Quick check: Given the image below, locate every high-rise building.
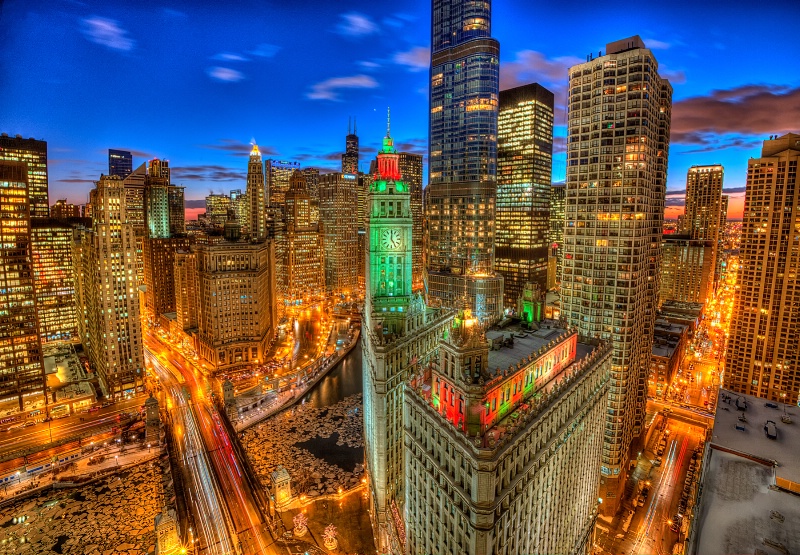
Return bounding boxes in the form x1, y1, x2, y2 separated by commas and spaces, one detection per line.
398, 153, 424, 291
205, 193, 231, 226
267, 159, 300, 208
282, 171, 325, 307
247, 144, 266, 242
0, 133, 49, 219
229, 189, 248, 234
143, 236, 193, 322
149, 158, 170, 181
682, 165, 724, 241
301, 167, 320, 224
727, 134, 800, 404
122, 163, 147, 285
108, 149, 133, 178
561, 36, 672, 512
319, 172, 359, 297
495, 83, 554, 308
660, 235, 715, 305
168, 185, 185, 236
342, 118, 359, 174
362, 129, 452, 552
73, 175, 144, 399
31, 217, 88, 343
405, 318, 612, 555
425, 0, 503, 323
191, 234, 277, 371
174, 249, 198, 333
0, 162, 45, 412
51, 199, 81, 219
549, 183, 566, 284
719, 194, 729, 228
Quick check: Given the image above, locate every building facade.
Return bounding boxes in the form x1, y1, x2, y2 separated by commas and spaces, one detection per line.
282, 171, 325, 308
404, 317, 612, 555
31, 218, 86, 343
0, 161, 45, 412
0, 133, 49, 219
51, 199, 81, 219
342, 119, 359, 174
363, 130, 452, 553
247, 144, 266, 242
496, 83, 554, 309
108, 149, 133, 178
267, 159, 300, 209
425, 0, 503, 323
205, 193, 231, 226
74, 175, 144, 399
727, 134, 800, 404
550, 183, 566, 285
660, 235, 715, 305
143, 236, 193, 322
192, 234, 277, 371
319, 172, 360, 297
561, 36, 672, 511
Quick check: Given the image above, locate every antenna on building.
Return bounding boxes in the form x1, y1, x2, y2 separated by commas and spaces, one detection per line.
387, 107, 391, 138
348, 116, 351, 135
354, 117, 357, 135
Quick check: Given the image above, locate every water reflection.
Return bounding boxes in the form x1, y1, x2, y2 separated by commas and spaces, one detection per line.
299, 339, 362, 409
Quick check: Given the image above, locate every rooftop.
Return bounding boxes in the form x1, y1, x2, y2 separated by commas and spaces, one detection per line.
711, 388, 800, 485
484, 323, 591, 378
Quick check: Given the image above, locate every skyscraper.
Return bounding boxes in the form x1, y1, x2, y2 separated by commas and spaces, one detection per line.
727, 133, 800, 404
74, 175, 144, 399
168, 185, 185, 236
398, 152, 424, 291
205, 193, 231, 226
51, 199, 81, 219
0, 133, 49, 219
342, 118, 359, 174
31, 217, 87, 343
108, 149, 133, 178
229, 189, 248, 234
549, 183, 566, 284
425, 0, 503, 323
682, 165, 724, 241
247, 144, 266, 242
143, 236, 193, 322
495, 83, 554, 308
0, 161, 45, 412
562, 36, 672, 512
282, 170, 324, 307
122, 163, 147, 285
362, 128, 452, 552
266, 159, 300, 208
319, 172, 360, 297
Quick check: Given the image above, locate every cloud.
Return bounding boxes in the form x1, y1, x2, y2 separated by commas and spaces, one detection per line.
184, 199, 206, 208
56, 178, 95, 183
199, 139, 277, 157
394, 138, 427, 156
249, 43, 280, 58
672, 84, 800, 138
336, 12, 377, 37
665, 197, 686, 207
81, 16, 135, 51
660, 68, 686, 84
553, 136, 567, 155
358, 60, 381, 70
643, 38, 671, 50
501, 50, 583, 89
307, 74, 378, 101
723, 186, 747, 194
212, 52, 249, 62
207, 67, 245, 82
171, 165, 246, 182
394, 47, 429, 72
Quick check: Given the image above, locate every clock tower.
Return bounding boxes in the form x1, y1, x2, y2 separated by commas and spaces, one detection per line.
365, 118, 413, 335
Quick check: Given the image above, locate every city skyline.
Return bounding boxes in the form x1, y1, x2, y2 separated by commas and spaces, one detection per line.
3, 0, 800, 220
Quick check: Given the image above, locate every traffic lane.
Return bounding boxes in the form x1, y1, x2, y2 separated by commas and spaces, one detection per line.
0, 398, 144, 453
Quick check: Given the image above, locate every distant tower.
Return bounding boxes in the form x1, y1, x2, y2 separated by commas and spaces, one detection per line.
342, 117, 359, 174
108, 149, 133, 178
247, 143, 266, 242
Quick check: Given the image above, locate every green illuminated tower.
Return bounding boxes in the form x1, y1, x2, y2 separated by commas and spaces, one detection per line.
364, 119, 413, 333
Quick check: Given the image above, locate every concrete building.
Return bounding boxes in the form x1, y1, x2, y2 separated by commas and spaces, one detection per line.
205, 193, 231, 226
342, 119, 359, 174
550, 183, 566, 285
363, 129, 452, 553
73, 174, 144, 399
173, 249, 198, 333
561, 35, 672, 512
404, 317, 612, 555
282, 171, 325, 308
495, 83, 554, 308
0, 133, 49, 219
229, 189, 248, 234
660, 235, 715, 305
108, 149, 132, 178
267, 159, 300, 209
398, 152, 424, 292
425, 0, 504, 323
319, 172, 359, 297
649, 319, 688, 399
688, 389, 800, 555
192, 233, 277, 371
50, 199, 81, 219
122, 163, 147, 285
143, 236, 193, 323
727, 134, 800, 404
0, 161, 46, 413
31, 217, 88, 343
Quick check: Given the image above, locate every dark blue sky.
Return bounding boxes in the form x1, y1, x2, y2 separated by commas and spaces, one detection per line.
2, 0, 799, 219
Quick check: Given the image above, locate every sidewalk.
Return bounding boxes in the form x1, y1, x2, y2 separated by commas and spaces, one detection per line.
0, 442, 163, 503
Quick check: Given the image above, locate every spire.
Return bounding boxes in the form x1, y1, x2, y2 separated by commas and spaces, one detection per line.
354, 117, 357, 135
250, 139, 260, 157
348, 116, 351, 135
387, 106, 391, 138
